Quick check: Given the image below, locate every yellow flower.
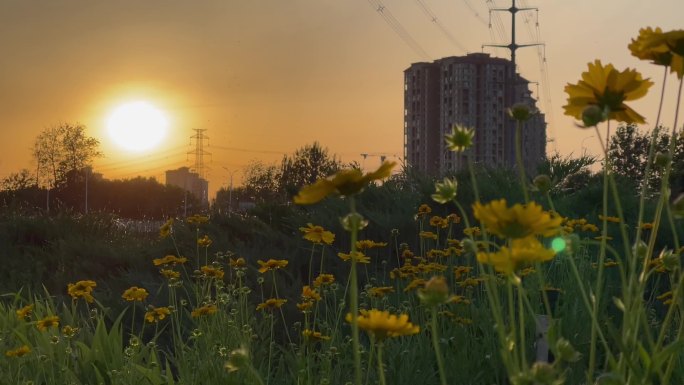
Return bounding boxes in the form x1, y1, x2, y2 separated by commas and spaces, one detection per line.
463, 226, 481, 237
640, 222, 655, 230
297, 301, 314, 311
419, 231, 438, 240
201, 265, 225, 279
338, 251, 370, 264
429, 216, 449, 229
629, 27, 684, 78
598, 215, 621, 223
473, 199, 561, 239
257, 259, 288, 273
302, 329, 330, 342
159, 218, 173, 238
346, 309, 420, 341
313, 273, 335, 287
256, 298, 287, 311
476, 236, 556, 274
457, 277, 483, 288
581, 223, 599, 232
302, 285, 321, 301
416, 204, 432, 217
563, 60, 652, 124
294, 161, 396, 204
61, 325, 79, 338
5, 345, 31, 358
453, 266, 473, 280
160, 269, 180, 279
122, 286, 149, 302
355, 239, 388, 250
67, 280, 97, 303
186, 214, 210, 225
229, 257, 247, 268
191, 304, 218, 318
445, 124, 475, 152
197, 235, 213, 247
404, 278, 426, 292
368, 286, 395, 298
299, 223, 335, 245
16, 304, 33, 320
36, 315, 60, 331
657, 290, 674, 306
145, 306, 171, 323
153, 255, 188, 266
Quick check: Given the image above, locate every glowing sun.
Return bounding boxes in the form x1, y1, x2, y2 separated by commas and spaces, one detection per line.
106, 101, 169, 152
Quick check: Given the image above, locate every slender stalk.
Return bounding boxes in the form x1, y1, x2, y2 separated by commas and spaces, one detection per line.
348, 196, 362, 385
515, 121, 529, 202
430, 307, 448, 385
376, 342, 387, 385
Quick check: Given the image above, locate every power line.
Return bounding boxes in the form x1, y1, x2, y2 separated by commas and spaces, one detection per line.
414, 0, 466, 53
461, 0, 488, 25
366, 0, 431, 60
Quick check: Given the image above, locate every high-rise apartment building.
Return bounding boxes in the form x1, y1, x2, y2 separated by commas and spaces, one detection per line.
404, 53, 546, 176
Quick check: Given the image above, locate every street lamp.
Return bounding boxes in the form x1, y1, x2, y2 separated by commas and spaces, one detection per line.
222, 167, 239, 217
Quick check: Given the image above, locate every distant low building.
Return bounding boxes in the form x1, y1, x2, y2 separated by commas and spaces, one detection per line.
165, 167, 208, 205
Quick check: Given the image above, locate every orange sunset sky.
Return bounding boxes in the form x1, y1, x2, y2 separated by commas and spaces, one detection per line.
1, 1, 683, 198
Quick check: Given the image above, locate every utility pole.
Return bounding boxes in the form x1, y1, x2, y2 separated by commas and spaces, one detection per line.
482, 0, 542, 78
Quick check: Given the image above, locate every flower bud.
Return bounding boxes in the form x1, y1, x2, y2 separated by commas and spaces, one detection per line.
654, 151, 671, 168
555, 338, 581, 362
581, 105, 605, 127
533, 174, 552, 194
418, 276, 450, 307
507, 103, 536, 121
431, 177, 458, 204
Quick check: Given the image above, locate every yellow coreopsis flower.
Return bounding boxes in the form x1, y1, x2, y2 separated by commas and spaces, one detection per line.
419, 231, 438, 240
429, 216, 449, 229
36, 315, 60, 331
598, 214, 621, 223
293, 161, 396, 205
186, 214, 210, 225
201, 265, 225, 279
302, 329, 330, 342
160, 269, 181, 279
476, 236, 556, 274
145, 306, 171, 323
355, 239, 388, 250
346, 309, 420, 341
629, 27, 684, 79
313, 273, 335, 287
67, 280, 97, 303
159, 218, 173, 238
257, 259, 288, 273
191, 304, 218, 318
122, 286, 149, 302
153, 255, 188, 266
5, 345, 31, 358
229, 257, 247, 268
299, 223, 335, 245
564, 60, 652, 124
301, 285, 322, 301
338, 251, 370, 264
473, 199, 562, 239
368, 286, 395, 298
16, 304, 33, 320
416, 204, 432, 217
197, 235, 213, 247
256, 298, 287, 311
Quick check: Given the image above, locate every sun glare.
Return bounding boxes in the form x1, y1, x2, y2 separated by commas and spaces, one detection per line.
106, 101, 169, 152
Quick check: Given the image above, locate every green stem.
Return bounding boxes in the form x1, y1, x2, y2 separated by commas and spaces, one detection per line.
515, 120, 529, 203
376, 342, 387, 385
430, 307, 448, 385
349, 196, 362, 385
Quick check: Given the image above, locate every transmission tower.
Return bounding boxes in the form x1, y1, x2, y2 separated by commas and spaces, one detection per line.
482, 0, 542, 75
188, 128, 211, 178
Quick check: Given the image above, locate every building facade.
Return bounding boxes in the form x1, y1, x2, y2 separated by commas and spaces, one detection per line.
165, 167, 209, 205
404, 53, 546, 176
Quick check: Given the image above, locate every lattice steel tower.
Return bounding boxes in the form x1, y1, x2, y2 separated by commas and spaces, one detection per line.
188, 128, 211, 178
